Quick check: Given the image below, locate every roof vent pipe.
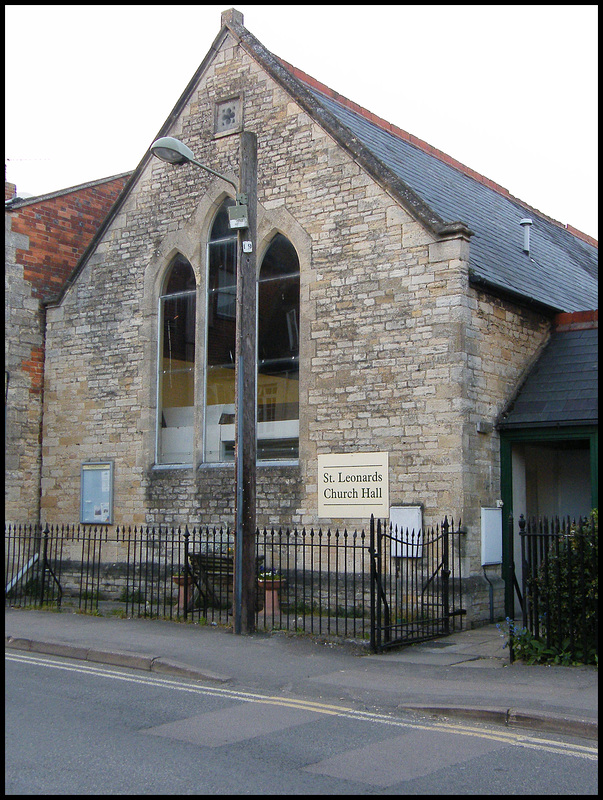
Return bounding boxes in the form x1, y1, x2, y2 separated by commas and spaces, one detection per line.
519, 218, 533, 254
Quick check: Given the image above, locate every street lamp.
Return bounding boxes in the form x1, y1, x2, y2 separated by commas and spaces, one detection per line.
150, 133, 258, 634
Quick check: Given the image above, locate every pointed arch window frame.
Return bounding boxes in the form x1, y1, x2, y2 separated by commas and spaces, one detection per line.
156, 253, 197, 466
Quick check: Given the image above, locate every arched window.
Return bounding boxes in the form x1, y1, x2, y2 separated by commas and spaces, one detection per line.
205, 199, 237, 462
157, 253, 196, 464
257, 234, 300, 460
205, 204, 300, 463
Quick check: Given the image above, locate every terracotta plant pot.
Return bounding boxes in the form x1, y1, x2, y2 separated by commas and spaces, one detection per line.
258, 579, 284, 615
172, 575, 193, 612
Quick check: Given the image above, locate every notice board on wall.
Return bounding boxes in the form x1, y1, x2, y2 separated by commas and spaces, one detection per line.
80, 462, 114, 524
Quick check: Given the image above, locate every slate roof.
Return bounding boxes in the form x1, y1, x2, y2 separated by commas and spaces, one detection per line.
302, 85, 598, 314
498, 327, 598, 428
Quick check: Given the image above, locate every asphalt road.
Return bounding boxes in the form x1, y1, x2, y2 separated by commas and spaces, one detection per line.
5, 652, 598, 795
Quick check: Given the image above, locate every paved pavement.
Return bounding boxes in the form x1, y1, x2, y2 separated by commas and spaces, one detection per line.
5, 607, 598, 740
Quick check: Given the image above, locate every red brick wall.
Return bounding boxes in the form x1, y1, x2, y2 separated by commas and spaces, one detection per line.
555, 309, 598, 331
9, 176, 129, 301
21, 346, 45, 393
7, 175, 129, 397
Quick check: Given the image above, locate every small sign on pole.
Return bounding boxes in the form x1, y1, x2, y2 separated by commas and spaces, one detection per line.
318, 452, 389, 519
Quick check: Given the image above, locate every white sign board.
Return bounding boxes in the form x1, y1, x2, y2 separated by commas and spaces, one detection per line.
318, 452, 389, 519
481, 507, 502, 565
389, 506, 423, 557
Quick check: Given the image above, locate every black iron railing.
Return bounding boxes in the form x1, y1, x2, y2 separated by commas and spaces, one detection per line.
4, 523, 372, 638
5, 517, 470, 646
519, 513, 598, 664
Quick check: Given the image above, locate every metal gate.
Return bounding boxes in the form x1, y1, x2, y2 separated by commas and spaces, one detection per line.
369, 516, 465, 652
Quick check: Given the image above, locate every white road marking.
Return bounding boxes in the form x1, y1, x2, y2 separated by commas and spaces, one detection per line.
6, 651, 597, 761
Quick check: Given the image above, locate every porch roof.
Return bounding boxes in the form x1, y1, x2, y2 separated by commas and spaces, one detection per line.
498, 327, 598, 429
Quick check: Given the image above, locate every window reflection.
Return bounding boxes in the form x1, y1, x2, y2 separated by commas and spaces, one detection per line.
158, 254, 196, 464
205, 201, 237, 462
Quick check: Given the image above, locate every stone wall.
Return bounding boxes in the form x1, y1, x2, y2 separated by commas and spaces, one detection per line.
5, 212, 38, 521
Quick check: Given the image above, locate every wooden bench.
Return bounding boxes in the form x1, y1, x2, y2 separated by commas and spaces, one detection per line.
187, 552, 234, 609
187, 552, 265, 609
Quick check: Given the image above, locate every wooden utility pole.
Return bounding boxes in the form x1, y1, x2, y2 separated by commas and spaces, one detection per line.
234, 131, 257, 634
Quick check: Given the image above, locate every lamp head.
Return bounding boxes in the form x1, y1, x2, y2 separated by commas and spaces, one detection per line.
150, 137, 196, 165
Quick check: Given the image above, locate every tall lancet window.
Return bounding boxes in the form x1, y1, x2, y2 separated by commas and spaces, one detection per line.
157, 254, 196, 464
257, 234, 300, 460
205, 199, 237, 462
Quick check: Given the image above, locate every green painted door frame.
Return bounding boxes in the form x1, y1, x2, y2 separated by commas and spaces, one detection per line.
499, 425, 598, 617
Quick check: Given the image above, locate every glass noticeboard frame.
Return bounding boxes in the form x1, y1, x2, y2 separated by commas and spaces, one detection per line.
80, 461, 114, 524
